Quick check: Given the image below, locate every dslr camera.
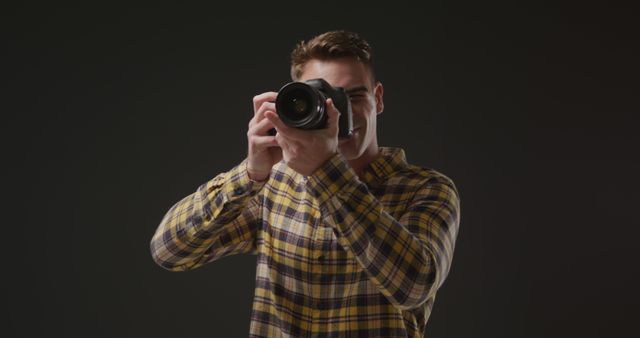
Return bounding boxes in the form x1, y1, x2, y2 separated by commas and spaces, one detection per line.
273, 78, 353, 138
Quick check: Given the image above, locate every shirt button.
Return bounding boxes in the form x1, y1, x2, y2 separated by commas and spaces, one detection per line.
317, 255, 325, 261
233, 186, 245, 195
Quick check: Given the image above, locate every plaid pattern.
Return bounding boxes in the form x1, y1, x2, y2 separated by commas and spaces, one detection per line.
150, 147, 461, 337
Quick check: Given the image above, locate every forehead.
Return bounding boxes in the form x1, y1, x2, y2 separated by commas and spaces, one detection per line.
299, 58, 372, 90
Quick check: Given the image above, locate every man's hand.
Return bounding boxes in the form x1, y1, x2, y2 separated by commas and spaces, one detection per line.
264, 98, 340, 176
246, 92, 282, 181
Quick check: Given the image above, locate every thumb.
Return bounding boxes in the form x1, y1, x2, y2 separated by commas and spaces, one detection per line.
326, 98, 341, 132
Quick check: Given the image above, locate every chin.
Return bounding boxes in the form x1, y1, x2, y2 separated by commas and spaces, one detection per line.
338, 129, 367, 160
338, 144, 362, 160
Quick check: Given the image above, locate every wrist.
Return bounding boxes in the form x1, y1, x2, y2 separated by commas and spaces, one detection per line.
247, 168, 270, 182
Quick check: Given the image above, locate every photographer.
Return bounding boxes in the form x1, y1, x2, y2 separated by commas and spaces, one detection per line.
150, 30, 461, 337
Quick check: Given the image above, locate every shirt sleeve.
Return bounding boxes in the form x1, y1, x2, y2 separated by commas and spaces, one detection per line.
305, 153, 461, 310
150, 159, 266, 272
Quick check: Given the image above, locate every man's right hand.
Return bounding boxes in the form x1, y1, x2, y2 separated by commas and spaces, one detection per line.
246, 92, 282, 181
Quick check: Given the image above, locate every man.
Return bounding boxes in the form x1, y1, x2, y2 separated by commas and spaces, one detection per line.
150, 30, 461, 337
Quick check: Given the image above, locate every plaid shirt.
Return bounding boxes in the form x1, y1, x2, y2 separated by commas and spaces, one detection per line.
150, 147, 461, 337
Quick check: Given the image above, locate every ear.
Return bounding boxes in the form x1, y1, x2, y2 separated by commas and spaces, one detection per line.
374, 81, 384, 115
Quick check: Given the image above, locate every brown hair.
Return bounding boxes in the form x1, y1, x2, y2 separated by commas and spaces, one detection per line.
290, 30, 375, 83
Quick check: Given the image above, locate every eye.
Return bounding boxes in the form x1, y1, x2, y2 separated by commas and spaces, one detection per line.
349, 95, 365, 101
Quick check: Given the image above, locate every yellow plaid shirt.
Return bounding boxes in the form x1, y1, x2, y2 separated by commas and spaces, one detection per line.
150, 147, 461, 337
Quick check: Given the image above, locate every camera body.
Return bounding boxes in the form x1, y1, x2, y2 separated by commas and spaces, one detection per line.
275, 78, 353, 138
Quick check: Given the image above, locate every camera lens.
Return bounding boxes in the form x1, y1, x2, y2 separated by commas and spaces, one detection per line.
282, 88, 312, 120
293, 99, 307, 114
276, 82, 326, 130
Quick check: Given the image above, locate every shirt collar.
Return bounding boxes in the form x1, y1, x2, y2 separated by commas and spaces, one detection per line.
360, 147, 407, 185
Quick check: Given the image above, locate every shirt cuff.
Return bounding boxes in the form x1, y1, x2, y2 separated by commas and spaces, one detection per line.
305, 152, 360, 207
222, 159, 267, 198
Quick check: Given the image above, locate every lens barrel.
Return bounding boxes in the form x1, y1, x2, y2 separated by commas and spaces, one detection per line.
275, 82, 327, 130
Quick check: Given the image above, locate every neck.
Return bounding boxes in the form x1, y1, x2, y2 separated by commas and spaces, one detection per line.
347, 142, 380, 178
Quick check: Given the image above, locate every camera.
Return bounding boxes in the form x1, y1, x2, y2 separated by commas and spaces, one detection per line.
273, 78, 353, 138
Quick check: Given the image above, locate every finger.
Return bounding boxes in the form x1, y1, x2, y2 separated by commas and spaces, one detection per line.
248, 116, 276, 136
274, 132, 288, 150
248, 101, 275, 129
264, 111, 306, 142
249, 135, 279, 151
255, 101, 276, 123
252, 92, 278, 114
325, 98, 341, 132
274, 131, 297, 151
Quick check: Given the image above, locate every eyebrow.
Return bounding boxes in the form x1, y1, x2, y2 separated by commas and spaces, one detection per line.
345, 86, 369, 95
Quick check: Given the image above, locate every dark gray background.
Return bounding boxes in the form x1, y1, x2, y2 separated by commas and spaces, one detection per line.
4, 1, 638, 337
